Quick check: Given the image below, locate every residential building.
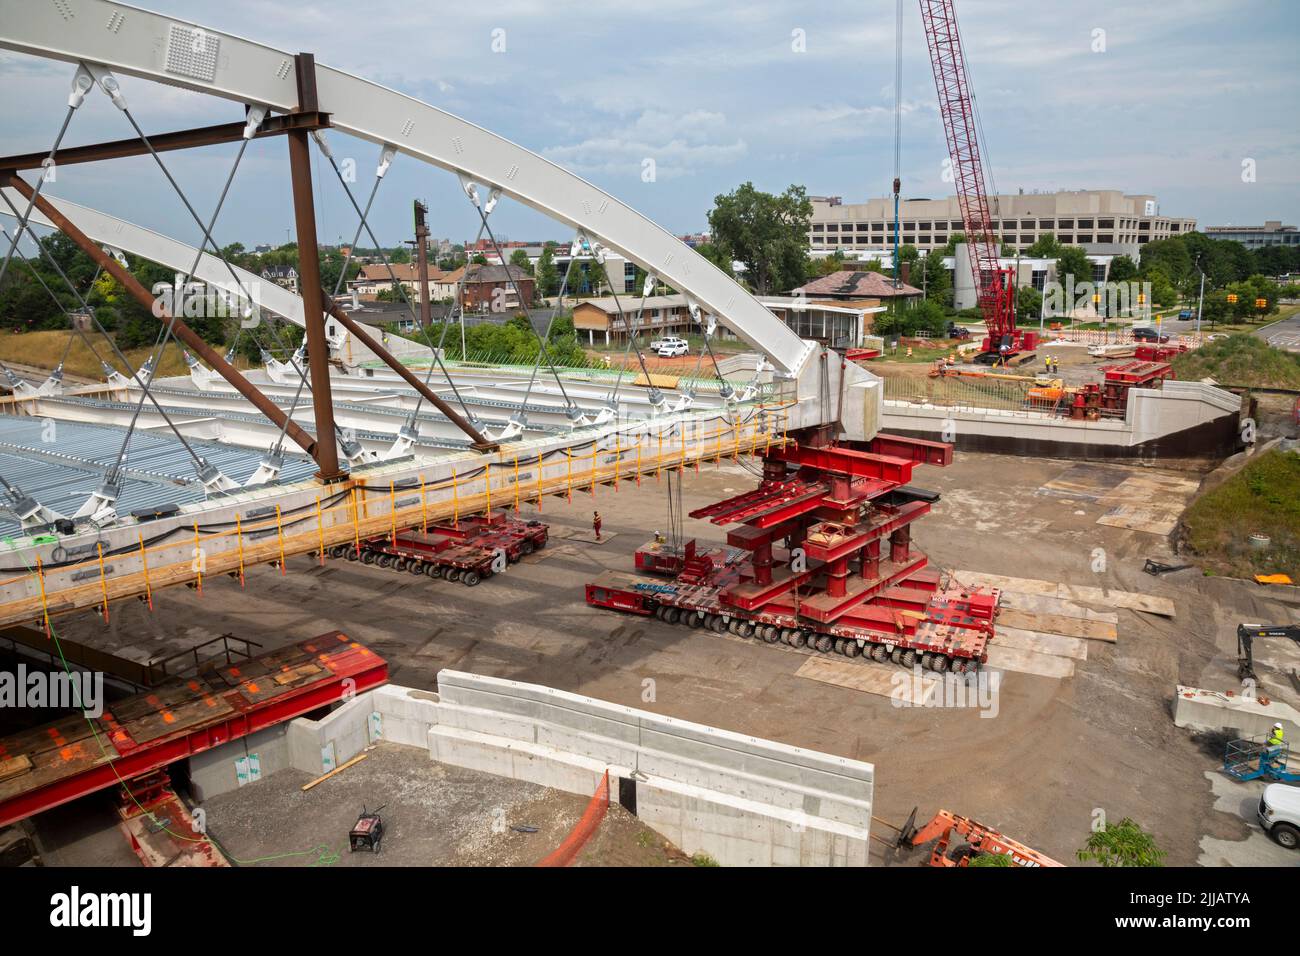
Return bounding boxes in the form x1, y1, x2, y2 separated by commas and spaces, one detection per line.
260, 264, 298, 294
571, 293, 883, 349
809, 189, 1196, 260
790, 270, 923, 305
1203, 220, 1299, 250
462, 263, 535, 313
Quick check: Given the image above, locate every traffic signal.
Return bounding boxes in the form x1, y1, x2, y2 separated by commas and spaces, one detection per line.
1255, 297, 1267, 310
1227, 293, 1238, 304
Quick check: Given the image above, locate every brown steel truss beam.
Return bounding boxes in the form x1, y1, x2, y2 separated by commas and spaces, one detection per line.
6, 173, 322, 462
321, 297, 499, 451
0, 111, 332, 174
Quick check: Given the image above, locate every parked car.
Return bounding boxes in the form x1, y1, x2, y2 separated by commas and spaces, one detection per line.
653, 336, 690, 357
1258, 783, 1300, 849
1132, 327, 1171, 343
945, 322, 972, 340
1177, 309, 1196, 320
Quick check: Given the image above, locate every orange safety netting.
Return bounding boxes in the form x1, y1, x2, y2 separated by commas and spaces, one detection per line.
536, 770, 610, 867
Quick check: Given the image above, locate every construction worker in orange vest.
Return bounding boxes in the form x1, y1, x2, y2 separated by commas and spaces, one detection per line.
593, 510, 603, 541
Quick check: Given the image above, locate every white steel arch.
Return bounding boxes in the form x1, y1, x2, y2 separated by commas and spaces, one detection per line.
0, 0, 815, 375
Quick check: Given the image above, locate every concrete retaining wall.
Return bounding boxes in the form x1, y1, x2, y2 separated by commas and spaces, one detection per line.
1173, 685, 1300, 740
425, 671, 874, 866
881, 379, 1242, 461
188, 723, 292, 802
207, 675, 874, 866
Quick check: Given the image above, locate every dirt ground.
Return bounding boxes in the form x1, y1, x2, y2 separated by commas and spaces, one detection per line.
190, 740, 681, 867
46, 450, 1300, 867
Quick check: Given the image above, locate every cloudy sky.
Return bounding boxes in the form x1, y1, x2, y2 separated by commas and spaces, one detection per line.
2, 0, 1296, 251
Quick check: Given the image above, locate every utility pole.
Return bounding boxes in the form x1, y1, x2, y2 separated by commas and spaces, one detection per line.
413, 199, 432, 329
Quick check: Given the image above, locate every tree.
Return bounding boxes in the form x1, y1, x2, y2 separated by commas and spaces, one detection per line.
1015, 284, 1042, 320
693, 242, 735, 279
921, 249, 952, 307
536, 244, 559, 298
1108, 254, 1139, 284
1055, 246, 1094, 295
1026, 232, 1062, 259
1146, 268, 1177, 307
509, 248, 534, 275
707, 182, 813, 295
470, 253, 489, 266
1077, 818, 1166, 867
1139, 237, 1193, 292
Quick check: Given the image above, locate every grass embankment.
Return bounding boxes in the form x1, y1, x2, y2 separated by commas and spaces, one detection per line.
1171, 333, 1300, 390
0, 330, 203, 380
1182, 448, 1300, 580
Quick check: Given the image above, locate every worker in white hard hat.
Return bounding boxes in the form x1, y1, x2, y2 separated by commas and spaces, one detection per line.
1267, 722, 1286, 774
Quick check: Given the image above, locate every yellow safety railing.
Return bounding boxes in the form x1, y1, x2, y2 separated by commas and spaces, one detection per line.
0, 408, 792, 628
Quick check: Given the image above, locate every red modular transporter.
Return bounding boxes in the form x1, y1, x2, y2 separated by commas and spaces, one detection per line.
587, 433, 999, 672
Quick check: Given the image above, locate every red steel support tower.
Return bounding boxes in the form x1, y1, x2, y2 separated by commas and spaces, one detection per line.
919, 0, 1035, 360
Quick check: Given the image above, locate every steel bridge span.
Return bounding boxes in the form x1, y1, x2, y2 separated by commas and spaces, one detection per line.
0, 0, 883, 630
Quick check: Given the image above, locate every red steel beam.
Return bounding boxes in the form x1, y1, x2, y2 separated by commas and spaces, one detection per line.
0, 639, 387, 828
765, 443, 914, 485
865, 433, 953, 467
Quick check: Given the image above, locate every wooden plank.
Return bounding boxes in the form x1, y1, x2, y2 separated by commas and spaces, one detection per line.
997, 608, 1117, 643
301, 752, 369, 791
997, 591, 1119, 624
795, 656, 937, 704
994, 626, 1089, 661
0, 754, 32, 783
985, 646, 1075, 679
949, 570, 1175, 618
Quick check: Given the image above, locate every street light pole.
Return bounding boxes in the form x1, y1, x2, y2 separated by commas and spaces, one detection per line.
1196, 265, 1206, 339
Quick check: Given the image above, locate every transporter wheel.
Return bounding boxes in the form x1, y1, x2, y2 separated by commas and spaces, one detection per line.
425, 563, 442, 578
446, 568, 462, 582
409, 560, 426, 575
868, 643, 887, 662
843, 640, 861, 660
329, 545, 346, 559
950, 658, 967, 674
664, 607, 681, 625
346, 547, 360, 561
814, 635, 833, 654
393, 558, 409, 573
931, 654, 951, 674
739, 621, 756, 639
901, 649, 917, 668
377, 554, 394, 569
687, 611, 704, 628
783, 629, 804, 649
361, 551, 377, 565
761, 625, 780, 644
890, 646, 904, 665
520, 540, 536, 556
462, 571, 481, 587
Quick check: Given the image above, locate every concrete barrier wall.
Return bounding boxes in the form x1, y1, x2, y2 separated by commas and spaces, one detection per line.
228, 675, 874, 866
425, 671, 874, 866
881, 379, 1241, 460
1173, 685, 1300, 741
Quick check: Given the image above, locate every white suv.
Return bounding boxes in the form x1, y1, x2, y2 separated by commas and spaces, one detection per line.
653, 337, 689, 357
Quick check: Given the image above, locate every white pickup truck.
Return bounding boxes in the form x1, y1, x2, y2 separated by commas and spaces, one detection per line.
649, 336, 689, 357
1259, 783, 1300, 849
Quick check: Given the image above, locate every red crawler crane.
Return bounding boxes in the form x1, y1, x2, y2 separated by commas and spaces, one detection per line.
919, 0, 1036, 364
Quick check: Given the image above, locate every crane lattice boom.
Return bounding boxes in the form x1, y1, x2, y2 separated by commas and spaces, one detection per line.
918, 0, 1036, 359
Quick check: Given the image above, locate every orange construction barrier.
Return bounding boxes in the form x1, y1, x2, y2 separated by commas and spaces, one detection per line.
536, 770, 610, 867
